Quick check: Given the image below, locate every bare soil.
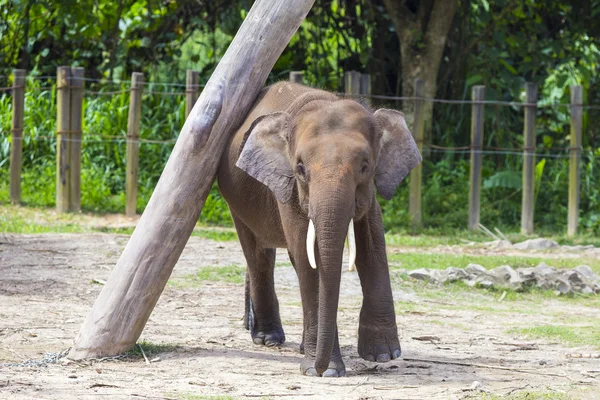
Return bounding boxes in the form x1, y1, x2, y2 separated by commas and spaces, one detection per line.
1, 233, 599, 400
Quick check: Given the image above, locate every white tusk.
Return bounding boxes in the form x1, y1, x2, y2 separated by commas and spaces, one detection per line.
347, 219, 356, 271
307, 219, 317, 269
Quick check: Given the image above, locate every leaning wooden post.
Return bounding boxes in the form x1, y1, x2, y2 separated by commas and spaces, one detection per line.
521, 82, 537, 235
468, 85, 485, 231
344, 71, 361, 95
9, 69, 26, 204
185, 70, 199, 119
68, 0, 316, 360
126, 72, 144, 217
409, 78, 425, 230
360, 73, 371, 96
568, 85, 583, 236
289, 71, 303, 83
69, 67, 84, 212
56, 66, 71, 213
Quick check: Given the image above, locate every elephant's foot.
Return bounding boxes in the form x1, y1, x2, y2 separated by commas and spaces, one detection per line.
300, 356, 346, 377
252, 325, 285, 346
358, 324, 401, 362
246, 297, 285, 346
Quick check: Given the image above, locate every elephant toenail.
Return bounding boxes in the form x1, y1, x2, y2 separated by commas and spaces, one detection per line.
376, 353, 391, 362
253, 337, 264, 345
365, 355, 375, 362
322, 368, 339, 377
392, 349, 401, 359
305, 367, 319, 377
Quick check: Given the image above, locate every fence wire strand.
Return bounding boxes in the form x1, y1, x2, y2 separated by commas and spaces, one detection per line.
7, 135, 579, 157
0, 78, 597, 109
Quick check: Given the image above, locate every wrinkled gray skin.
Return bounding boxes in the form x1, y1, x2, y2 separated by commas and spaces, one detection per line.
217, 82, 421, 377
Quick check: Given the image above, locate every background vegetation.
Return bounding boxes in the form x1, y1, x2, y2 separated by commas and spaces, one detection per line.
1, 0, 599, 234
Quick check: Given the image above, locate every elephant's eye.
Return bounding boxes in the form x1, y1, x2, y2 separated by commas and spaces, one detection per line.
296, 162, 307, 180
360, 163, 369, 174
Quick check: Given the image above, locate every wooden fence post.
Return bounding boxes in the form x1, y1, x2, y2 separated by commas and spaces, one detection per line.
289, 71, 303, 83
521, 82, 537, 235
9, 69, 26, 204
56, 66, 71, 213
568, 85, 583, 236
468, 85, 485, 230
69, 67, 84, 212
344, 71, 361, 95
69, 0, 316, 360
126, 72, 144, 217
409, 78, 425, 230
185, 70, 199, 119
360, 73, 371, 96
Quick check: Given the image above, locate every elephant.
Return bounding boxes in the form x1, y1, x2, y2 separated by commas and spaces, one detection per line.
217, 81, 421, 377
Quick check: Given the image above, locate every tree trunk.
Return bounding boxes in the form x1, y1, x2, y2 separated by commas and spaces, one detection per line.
383, 0, 458, 138
68, 0, 316, 360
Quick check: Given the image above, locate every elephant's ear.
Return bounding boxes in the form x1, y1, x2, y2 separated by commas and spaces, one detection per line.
373, 109, 422, 200
236, 112, 295, 203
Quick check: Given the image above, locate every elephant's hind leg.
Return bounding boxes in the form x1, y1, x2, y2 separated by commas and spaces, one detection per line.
233, 214, 285, 347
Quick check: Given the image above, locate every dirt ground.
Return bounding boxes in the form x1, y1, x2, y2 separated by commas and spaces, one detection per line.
1, 232, 599, 400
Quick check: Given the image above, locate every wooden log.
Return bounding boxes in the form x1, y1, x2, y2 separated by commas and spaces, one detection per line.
409, 78, 425, 230
9, 69, 26, 204
126, 72, 144, 217
185, 70, 200, 119
69, 67, 84, 212
521, 82, 537, 235
468, 85, 485, 231
344, 71, 361, 95
360, 74, 371, 96
289, 71, 303, 83
56, 66, 71, 213
68, 0, 316, 360
568, 85, 583, 236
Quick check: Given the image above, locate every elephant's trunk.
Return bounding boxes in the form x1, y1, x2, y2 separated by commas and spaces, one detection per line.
309, 184, 354, 375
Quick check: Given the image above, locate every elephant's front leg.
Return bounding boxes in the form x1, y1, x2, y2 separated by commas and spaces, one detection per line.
287, 245, 345, 377
354, 202, 401, 362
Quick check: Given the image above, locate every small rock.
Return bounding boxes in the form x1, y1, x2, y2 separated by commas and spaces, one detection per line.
514, 238, 559, 250
574, 265, 598, 282
430, 270, 449, 283
556, 278, 573, 295
489, 265, 522, 287
535, 277, 554, 290
581, 286, 594, 295
534, 262, 555, 276
466, 264, 488, 275
445, 266, 468, 282
408, 269, 432, 281
476, 280, 494, 289
563, 270, 585, 285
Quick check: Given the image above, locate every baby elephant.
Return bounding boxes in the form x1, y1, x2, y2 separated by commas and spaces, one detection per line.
217, 82, 421, 377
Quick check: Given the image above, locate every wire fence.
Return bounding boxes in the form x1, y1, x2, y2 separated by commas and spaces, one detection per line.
1, 75, 596, 154
2, 71, 598, 234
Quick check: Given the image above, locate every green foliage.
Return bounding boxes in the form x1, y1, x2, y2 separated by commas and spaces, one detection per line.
1, 0, 600, 235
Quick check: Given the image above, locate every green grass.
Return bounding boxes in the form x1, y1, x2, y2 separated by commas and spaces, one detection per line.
125, 340, 177, 358
507, 324, 600, 349
0, 204, 238, 239
169, 264, 245, 288
388, 252, 600, 274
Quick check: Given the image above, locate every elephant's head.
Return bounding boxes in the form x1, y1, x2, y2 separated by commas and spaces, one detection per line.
236, 97, 421, 374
